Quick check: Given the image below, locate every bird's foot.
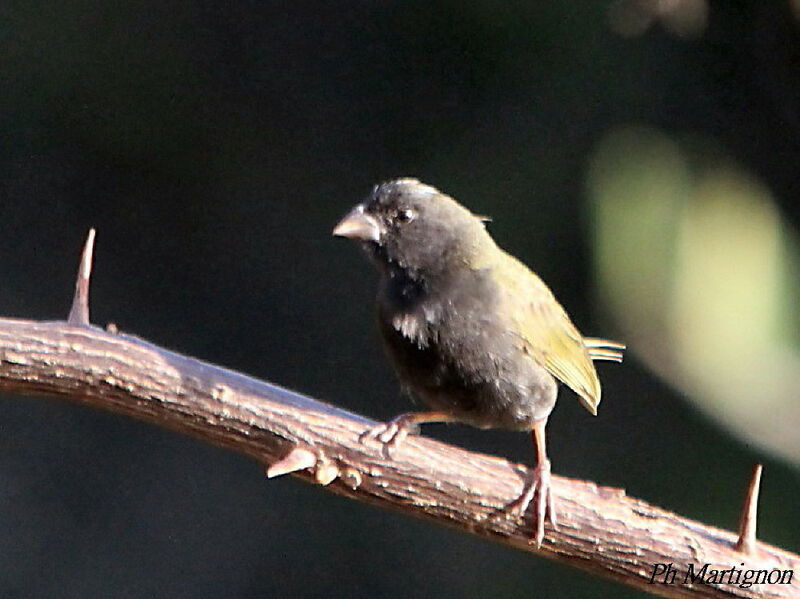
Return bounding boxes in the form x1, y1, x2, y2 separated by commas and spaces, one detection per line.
512, 459, 557, 548
358, 413, 420, 457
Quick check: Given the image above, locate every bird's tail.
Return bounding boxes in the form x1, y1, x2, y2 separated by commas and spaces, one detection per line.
583, 338, 625, 362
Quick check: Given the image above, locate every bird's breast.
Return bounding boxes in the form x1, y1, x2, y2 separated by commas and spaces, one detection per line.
376, 270, 558, 430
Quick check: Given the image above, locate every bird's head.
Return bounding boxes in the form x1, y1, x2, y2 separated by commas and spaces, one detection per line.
333, 178, 493, 281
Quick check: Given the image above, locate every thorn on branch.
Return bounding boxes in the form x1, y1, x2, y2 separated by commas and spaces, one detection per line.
314, 458, 339, 486
67, 228, 96, 327
342, 468, 363, 490
734, 463, 762, 555
266, 447, 316, 479
267, 446, 343, 486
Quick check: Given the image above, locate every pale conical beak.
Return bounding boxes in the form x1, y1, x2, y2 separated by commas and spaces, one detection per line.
332, 205, 382, 242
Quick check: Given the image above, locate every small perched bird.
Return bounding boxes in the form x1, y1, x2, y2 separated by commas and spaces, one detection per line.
333, 178, 624, 546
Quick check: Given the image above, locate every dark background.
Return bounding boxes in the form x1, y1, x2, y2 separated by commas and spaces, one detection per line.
2, 2, 799, 597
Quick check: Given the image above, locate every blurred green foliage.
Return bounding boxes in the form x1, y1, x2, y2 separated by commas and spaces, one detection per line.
590, 126, 800, 462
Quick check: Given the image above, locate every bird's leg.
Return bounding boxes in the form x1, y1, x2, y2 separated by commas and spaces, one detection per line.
359, 411, 456, 455
515, 419, 557, 548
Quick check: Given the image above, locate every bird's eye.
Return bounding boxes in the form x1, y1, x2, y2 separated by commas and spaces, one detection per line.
396, 208, 417, 223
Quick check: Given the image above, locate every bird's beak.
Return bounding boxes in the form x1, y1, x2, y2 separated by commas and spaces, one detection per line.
332, 205, 382, 242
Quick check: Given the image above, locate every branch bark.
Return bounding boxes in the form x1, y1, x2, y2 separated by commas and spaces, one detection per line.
0, 317, 797, 598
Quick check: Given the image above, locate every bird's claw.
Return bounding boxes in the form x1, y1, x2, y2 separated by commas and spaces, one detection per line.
359, 414, 419, 457
513, 459, 557, 548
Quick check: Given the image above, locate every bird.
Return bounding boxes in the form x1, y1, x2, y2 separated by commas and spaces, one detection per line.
332, 178, 624, 547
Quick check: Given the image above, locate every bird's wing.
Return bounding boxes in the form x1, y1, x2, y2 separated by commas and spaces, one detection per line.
494, 254, 619, 416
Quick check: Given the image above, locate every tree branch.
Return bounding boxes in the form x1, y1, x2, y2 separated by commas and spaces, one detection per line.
1, 234, 798, 599
1, 318, 797, 598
